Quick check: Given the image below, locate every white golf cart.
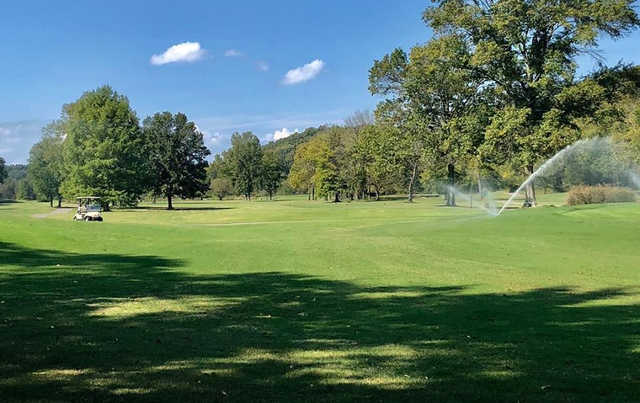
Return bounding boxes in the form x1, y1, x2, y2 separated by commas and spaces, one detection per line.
73, 196, 104, 222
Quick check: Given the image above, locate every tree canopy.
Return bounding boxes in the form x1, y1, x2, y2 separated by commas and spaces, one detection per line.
143, 112, 210, 210
60, 86, 148, 208
28, 122, 65, 207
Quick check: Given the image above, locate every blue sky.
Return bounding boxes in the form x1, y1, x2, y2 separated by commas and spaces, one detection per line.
1, 1, 639, 163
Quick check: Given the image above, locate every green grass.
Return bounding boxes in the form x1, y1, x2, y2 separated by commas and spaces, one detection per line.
1, 196, 639, 402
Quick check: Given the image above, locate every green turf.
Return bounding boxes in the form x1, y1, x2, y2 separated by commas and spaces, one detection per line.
1, 196, 639, 402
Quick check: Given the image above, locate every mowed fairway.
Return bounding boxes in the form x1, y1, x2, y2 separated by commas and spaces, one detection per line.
1, 197, 639, 402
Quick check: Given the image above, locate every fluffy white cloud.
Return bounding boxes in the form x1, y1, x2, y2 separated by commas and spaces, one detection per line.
257, 61, 269, 71
224, 49, 242, 57
150, 42, 205, 65
273, 128, 299, 141
282, 59, 324, 85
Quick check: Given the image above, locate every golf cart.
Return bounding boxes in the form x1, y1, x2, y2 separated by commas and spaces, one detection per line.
73, 197, 103, 222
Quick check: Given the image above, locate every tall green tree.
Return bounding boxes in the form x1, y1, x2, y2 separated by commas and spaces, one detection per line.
28, 122, 66, 207
225, 132, 263, 199
353, 124, 404, 200
260, 151, 285, 200
60, 85, 148, 208
288, 138, 323, 199
143, 112, 210, 210
424, 0, 639, 205
210, 177, 233, 200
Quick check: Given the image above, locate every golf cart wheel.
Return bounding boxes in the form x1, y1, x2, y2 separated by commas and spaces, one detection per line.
97, 217, 103, 222
84, 217, 91, 222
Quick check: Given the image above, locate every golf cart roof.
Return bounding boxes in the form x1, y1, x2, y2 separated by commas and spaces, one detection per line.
77, 196, 101, 200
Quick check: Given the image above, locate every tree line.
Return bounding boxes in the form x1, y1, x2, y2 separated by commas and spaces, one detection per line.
11, 86, 209, 210
11, 86, 301, 209
3, 0, 640, 208
282, 0, 640, 205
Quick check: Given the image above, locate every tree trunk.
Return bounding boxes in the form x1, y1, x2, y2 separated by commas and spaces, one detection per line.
408, 161, 418, 203
334, 191, 340, 203
525, 165, 537, 207
312, 185, 315, 200
269, 191, 273, 200
167, 193, 173, 210
447, 163, 456, 207
49, 197, 53, 208
57, 197, 62, 208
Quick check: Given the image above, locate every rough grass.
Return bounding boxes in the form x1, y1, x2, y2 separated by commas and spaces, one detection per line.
1, 196, 639, 402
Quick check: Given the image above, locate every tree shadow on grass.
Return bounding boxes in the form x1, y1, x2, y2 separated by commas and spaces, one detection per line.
0, 242, 638, 402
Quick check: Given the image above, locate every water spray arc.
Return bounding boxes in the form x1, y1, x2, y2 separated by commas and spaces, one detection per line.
496, 136, 640, 216
496, 140, 588, 215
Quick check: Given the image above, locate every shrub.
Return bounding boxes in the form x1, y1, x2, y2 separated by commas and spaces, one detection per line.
567, 185, 636, 206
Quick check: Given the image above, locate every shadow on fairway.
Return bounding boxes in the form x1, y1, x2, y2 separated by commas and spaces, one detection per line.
1, 241, 638, 402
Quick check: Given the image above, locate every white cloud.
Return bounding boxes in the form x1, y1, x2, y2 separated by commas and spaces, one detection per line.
224, 49, 242, 57
257, 61, 269, 71
273, 128, 299, 141
150, 42, 205, 65
195, 124, 222, 147
282, 59, 325, 85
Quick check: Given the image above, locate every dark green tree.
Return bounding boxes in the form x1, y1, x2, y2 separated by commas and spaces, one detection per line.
260, 151, 285, 200
0, 157, 6, 185
28, 123, 66, 207
143, 112, 210, 210
226, 132, 263, 199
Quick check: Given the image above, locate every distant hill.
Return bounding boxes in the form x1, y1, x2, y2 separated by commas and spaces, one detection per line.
261, 125, 331, 173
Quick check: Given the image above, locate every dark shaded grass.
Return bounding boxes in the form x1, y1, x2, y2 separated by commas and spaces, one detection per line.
1, 242, 639, 402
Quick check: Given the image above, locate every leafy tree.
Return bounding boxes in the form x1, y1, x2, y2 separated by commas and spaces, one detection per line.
369, 51, 429, 203
353, 125, 403, 200
287, 129, 351, 202
288, 139, 322, 199
143, 112, 210, 210
28, 123, 66, 207
260, 151, 285, 200
424, 0, 639, 205
210, 177, 233, 200
225, 132, 263, 199
60, 86, 148, 208
0, 157, 6, 185
16, 179, 36, 200
373, 102, 427, 202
